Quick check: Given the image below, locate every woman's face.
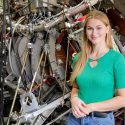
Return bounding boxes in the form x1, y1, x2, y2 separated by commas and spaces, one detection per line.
86, 18, 109, 45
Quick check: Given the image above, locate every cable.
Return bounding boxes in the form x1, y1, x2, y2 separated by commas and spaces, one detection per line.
0, 0, 8, 124
6, 51, 29, 125
46, 109, 71, 125
8, 16, 25, 75
5, 0, 33, 15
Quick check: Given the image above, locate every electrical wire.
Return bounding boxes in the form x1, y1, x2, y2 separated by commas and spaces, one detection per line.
97, 0, 102, 10
38, 52, 47, 102
67, 0, 85, 12
6, 51, 29, 125
6, 0, 33, 15
0, 0, 8, 124
16, 51, 45, 125
46, 108, 71, 125
8, 16, 25, 75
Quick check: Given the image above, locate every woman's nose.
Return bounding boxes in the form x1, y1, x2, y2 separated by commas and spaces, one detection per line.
92, 29, 97, 35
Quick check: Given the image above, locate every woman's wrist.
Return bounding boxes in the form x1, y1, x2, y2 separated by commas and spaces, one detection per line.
70, 94, 78, 101
88, 103, 96, 112
71, 95, 78, 98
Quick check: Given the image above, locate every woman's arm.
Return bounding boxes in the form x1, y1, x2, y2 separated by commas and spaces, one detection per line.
70, 87, 78, 99
70, 85, 90, 118
88, 88, 125, 112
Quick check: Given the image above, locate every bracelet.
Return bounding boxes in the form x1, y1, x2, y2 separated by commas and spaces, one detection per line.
71, 95, 78, 99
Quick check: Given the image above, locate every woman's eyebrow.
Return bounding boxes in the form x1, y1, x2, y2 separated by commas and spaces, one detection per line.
87, 25, 102, 27
96, 25, 102, 27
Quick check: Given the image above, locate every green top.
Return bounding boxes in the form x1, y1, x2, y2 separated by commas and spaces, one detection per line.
72, 49, 125, 104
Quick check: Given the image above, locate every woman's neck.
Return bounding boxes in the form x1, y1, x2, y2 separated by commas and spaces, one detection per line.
90, 46, 109, 60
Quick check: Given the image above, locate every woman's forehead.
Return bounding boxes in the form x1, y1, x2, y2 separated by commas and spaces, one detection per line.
86, 18, 105, 27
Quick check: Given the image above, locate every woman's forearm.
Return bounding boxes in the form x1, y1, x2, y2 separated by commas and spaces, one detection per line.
71, 88, 79, 99
89, 96, 125, 112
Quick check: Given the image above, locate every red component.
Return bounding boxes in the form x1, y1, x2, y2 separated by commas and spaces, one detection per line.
57, 31, 65, 44
74, 14, 89, 22
74, 0, 81, 4
44, 76, 56, 86
107, 8, 125, 37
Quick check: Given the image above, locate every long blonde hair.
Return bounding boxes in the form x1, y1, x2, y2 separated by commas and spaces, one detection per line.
70, 10, 113, 84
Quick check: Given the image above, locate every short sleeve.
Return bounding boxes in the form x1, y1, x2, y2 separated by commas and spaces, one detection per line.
114, 54, 125, 89
71, 53, 80, 70
72, 81, 79, 88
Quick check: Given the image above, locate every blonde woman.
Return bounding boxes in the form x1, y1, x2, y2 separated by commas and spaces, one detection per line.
67, 10, 125, 125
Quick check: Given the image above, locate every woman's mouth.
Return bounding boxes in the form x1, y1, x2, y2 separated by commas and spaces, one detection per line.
92, 37, 97, 40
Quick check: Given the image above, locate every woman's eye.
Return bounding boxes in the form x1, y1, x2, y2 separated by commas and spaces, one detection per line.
97, 27, 102, 30
87, 27, 93, 30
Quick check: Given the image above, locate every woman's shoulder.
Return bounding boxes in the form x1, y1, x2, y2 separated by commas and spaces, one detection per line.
110, 49, 125, 61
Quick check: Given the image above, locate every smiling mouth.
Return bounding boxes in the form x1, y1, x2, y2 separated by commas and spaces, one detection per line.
92, 37, 97, 40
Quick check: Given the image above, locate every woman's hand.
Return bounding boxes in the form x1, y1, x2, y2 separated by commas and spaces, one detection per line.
71, 96, 92, 118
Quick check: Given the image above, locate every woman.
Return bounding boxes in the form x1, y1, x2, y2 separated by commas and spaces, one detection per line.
67, 10, 125, 125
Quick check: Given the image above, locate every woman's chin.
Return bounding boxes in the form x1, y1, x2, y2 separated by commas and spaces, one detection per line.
91, 40, 99, 45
